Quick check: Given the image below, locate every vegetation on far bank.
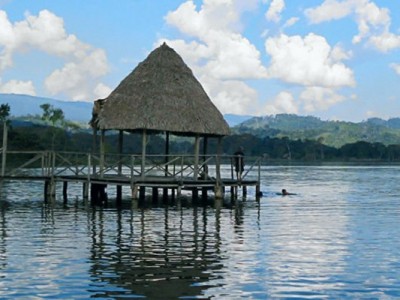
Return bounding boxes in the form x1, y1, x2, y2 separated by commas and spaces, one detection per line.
2, 104, 400, 162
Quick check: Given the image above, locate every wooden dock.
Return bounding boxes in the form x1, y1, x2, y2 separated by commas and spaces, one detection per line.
0, 151, 262, 205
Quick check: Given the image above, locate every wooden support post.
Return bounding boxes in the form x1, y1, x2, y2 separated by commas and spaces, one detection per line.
171, 188, 175, 202
83, 182, 89, 199
194, 135, 200, 180
100, 129, 105, 177
90, 183, 107, 205
163, 188, 168, 203
177, 186, 182, 198
63, 181, 68, 204
165, 131, 170, 176
116, 130, 123, 205
44, 180, 49, 203
192, 188, 199, 201
50, 178, 56, 200
131, 184, 139, 200
256, 184, 261, 201
152, 187, 158, 203
139, 186, 145, 201
44, 178, 56, 203
203, 136, 208, 177
141, 130, 147, 179
214, 137, 224, 200
1, 121, 8, 177
243, 186, 247, 198
92, 127, 97, 174
202, 187, 208, 202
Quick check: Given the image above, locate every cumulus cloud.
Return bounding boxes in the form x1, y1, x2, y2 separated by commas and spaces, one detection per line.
0, 79, 36, 95
305, 0, 400, 52
200, 76, 259, 114
369, 32, 400, 52
262, 91, 298, 115
265, 0, 285, 23
163, 0, 267, 114
305, 0, 353, 24
283, 17, 299, 29
265, 33, 355, 88
300, 87, 345, 112
390, 63, 400, 75
0, 9, 110, 100
93, 82, 112, 99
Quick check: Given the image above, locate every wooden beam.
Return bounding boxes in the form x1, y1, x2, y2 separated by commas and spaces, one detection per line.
1, 122, 7, 177
117, 130, 123, 204
100, 129, 105, 177
194, 135, 200, 180
141, 129, 147, 179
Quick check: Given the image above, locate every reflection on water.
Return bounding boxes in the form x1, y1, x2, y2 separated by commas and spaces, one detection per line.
88, 206, 226, 299
0, 165, 399, 299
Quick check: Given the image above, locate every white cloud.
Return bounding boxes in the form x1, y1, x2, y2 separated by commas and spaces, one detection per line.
0, 9, 110, 100
163, 0, 267, 114
390, 63, 400, 75
165, 1, 267, 80
262, 91, 298, 115
0, 79, 36, 95
305, 0, 400, 52
200, 76, 259, 114
305, 0, 353, 24
265, 33, 355, 88
45, 48, 109, 100
369, 32, 400, 52
266, 0, 285, 23
283, 17, 299, 29
94, 82, 112, 99
300, 87, 345, 112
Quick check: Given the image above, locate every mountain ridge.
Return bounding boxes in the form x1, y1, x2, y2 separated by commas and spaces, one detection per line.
1, 94, 400, 148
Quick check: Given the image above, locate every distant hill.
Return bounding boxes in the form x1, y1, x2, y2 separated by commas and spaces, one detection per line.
0, 93, 93, 122
234, 114, 400, 147
0, 93, 253, 127
3, 94, 400, 148
223, 114, 253, 127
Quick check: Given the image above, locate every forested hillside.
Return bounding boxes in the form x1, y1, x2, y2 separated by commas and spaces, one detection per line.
234, 114, 400, 148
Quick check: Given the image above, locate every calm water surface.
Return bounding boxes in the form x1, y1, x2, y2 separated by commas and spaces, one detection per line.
0, 165, 399, 299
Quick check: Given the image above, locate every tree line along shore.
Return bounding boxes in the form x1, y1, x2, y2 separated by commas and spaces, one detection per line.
2, 103, 400, 162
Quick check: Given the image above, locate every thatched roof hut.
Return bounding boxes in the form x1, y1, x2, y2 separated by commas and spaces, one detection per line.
93, 42, 229, 137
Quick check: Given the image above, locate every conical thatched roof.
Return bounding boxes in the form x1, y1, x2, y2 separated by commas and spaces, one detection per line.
94, 43, 230, 137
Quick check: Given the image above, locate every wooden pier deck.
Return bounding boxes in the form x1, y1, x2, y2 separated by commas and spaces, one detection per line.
0, 151, 262, 204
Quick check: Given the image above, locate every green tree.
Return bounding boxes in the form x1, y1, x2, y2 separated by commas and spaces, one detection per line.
40, 103, 66, 150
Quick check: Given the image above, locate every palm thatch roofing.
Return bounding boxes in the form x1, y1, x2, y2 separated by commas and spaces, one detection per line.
93, 42, 230, 137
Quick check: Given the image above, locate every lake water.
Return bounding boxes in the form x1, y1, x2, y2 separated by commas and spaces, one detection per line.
0, 164, 400, 299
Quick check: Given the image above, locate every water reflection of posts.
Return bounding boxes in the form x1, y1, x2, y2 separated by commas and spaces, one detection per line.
0, 205, 7, 270
88, 205, 225, 299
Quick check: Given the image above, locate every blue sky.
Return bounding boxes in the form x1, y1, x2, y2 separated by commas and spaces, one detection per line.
0, 0, 399, 121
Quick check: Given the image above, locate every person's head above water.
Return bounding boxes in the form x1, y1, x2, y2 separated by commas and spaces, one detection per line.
282, 189, 288, 195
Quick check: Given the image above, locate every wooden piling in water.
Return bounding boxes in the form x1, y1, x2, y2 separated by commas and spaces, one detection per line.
202, 187, 208, 202
90, 183, 107, 205
152, 187, 158, 203
139, 186, 146, 201
63, 181, 68, 204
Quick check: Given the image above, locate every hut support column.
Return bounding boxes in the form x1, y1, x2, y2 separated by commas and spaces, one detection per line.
100, 129, 105, 177
215, 137, 224, 200
92, 127, 97, 174
163, 132, 170, 201
1, 121, 8, 177
116, 130, 123, 205
63, 181, 68, 204
193, 135, 200, 180
141, 130, 147, 179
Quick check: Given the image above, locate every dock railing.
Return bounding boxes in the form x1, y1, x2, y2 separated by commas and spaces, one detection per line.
0, 151, 263, 185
